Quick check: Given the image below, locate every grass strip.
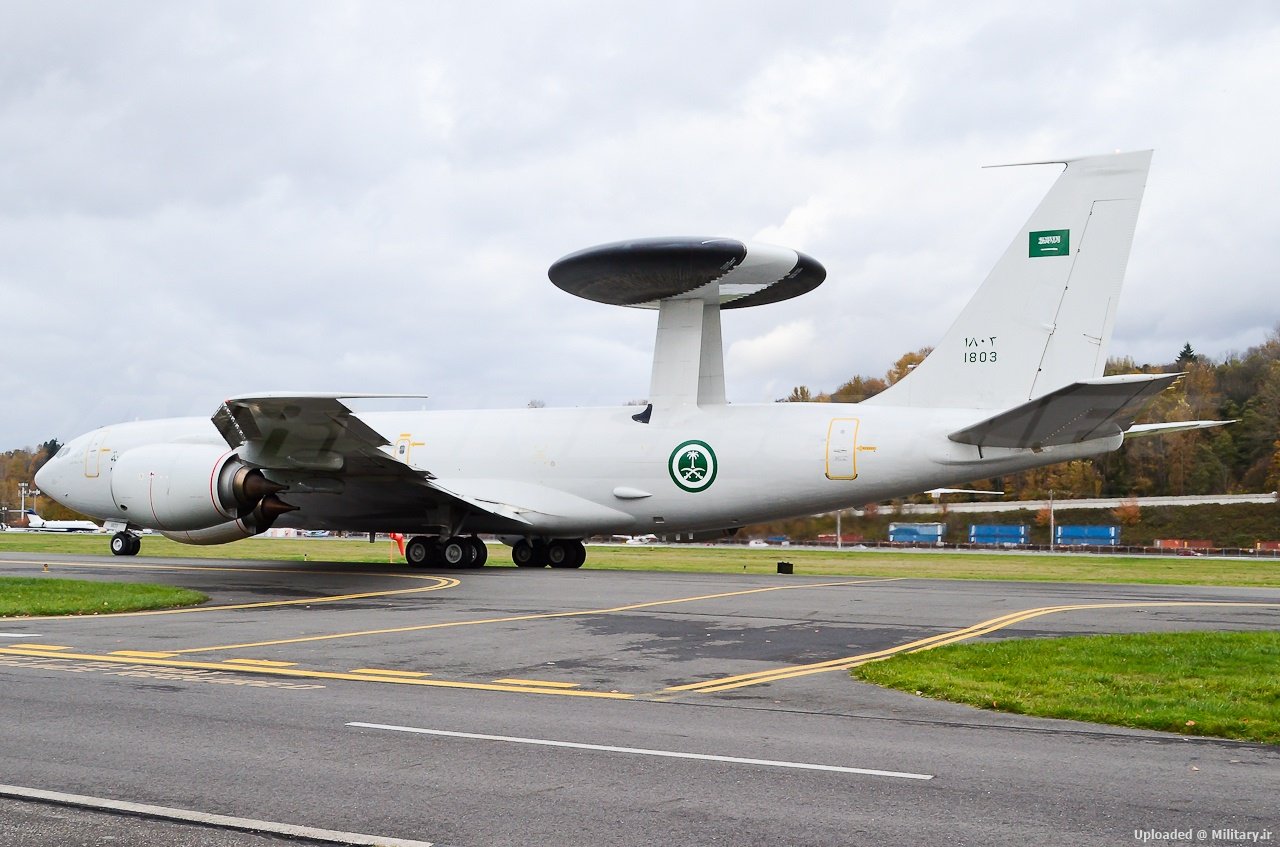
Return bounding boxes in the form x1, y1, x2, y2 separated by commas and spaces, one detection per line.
0, 577, 208, 617
2, 534, 1280, 586
853, 631, 1280, 744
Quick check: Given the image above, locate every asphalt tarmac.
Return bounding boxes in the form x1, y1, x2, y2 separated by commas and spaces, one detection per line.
1, 550, 1277, 846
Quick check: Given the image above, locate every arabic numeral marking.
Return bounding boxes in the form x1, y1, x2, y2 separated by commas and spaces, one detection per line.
964, 351, 998, 363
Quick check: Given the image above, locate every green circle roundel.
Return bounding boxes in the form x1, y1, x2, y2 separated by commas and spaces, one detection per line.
669, 440, 718, 493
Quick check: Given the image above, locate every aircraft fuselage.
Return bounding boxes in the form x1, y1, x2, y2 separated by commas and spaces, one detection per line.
38, 402, 1116, 538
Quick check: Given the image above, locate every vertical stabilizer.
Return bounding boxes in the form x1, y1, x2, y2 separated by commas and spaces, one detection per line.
866, 150, 1152, 409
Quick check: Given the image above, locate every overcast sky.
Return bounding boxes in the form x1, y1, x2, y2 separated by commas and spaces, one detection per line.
2, 1, 1278, 450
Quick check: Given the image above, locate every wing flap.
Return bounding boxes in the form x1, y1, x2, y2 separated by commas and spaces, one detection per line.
948, 373, 1181, 449
430, 478, 635, 528
214, 393, 422, 475
1124, 419, 1235, 439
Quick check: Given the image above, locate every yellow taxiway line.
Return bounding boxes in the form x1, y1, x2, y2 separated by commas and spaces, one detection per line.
3, 599, 1276, 701
168, 578, 904, 655
665, 600, 1280, 694
0, 559, 459, 619
0, 646, 633, 699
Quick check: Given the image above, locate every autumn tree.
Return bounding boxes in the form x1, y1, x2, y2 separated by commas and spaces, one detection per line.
1112, 499, 1143, 525
886, 347, 933, 385
780, 385, 813, 402
830, 376, 887, 403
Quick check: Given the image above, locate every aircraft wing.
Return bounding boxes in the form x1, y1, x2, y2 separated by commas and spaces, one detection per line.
213, 393, 421, 475
211, 394, 632, 534
947, 373, 1182, 450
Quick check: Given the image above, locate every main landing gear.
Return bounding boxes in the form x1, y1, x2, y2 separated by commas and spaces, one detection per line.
404, 535, 488, 569
401, 535, 585, 569
511, 539, 586, 569
110, 532, 141, 557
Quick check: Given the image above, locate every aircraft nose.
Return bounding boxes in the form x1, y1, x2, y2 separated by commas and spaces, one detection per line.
33, 460, 52, 492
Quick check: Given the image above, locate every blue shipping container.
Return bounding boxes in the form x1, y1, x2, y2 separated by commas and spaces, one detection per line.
969, 524, 1029, 545
888, 522, 946, 543
1055, 525, 1120, 546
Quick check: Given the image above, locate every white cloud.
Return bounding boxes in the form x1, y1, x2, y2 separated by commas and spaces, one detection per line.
1, 1, 1279, 447
727, 320, 819, 399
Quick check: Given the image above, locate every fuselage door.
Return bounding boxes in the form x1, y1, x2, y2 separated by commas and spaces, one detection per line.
393, 433, 424, 468
84, 428, 108, 479
825, 418, 859, 480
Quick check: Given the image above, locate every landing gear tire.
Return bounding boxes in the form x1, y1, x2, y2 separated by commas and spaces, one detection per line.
110, 532, 139, 557
512, 540, 544, 568
441, 536, 471, 568
467, 536, 488, 568
548, 539, 586, 569
405, 536, 437, 568
546, 540, 571, 568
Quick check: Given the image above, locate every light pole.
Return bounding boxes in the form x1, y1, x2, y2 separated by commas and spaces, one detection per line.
1048, 489, 1056, 552
835, 509, 842, 550
18, 482, 28, 514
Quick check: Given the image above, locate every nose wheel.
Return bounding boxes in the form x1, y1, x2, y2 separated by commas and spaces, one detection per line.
110, 532, 141, 556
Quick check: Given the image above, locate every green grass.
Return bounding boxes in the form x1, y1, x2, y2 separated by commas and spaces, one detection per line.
853, 631, 1280, 744
2, 533, 1280, 586
0, 576, 208, 617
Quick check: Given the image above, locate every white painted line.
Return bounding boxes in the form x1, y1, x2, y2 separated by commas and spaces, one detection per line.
347, 722, 934, 781
0, 784, 435, 847
0, 633, 42, 638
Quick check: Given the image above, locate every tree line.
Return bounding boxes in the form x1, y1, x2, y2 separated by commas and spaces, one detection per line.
0, 440, 80, 521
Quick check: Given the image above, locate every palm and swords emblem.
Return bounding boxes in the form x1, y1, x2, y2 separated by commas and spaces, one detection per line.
668, 440, 717, 492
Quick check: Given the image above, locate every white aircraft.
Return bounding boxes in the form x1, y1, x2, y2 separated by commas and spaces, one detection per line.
7, 509, 102, 533
35, 150, 1226, 566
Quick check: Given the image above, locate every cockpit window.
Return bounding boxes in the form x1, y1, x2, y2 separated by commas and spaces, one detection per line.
55, 445, 70, 458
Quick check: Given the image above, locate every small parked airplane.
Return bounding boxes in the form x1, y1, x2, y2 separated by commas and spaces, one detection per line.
6, 509, 102, 533
35, 150, 1226, 566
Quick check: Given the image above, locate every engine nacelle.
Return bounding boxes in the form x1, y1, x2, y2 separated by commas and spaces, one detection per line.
111, 444, 287, 531
161, 494, 299, 544
161, 521, 257, 545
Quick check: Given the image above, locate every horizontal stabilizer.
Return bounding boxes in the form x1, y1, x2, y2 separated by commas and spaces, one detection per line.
948, 373, 1181, 449
1124, 419, 1235, 439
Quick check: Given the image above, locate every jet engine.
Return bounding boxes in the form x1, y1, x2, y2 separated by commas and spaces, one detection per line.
111, 444, 293, 532
159, 497, 296, 546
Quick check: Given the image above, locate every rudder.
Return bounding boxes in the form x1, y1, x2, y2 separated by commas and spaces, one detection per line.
866, 150, 1152, 409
